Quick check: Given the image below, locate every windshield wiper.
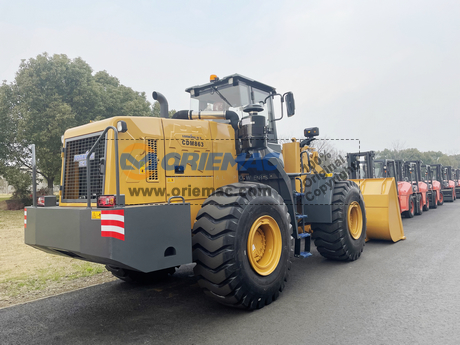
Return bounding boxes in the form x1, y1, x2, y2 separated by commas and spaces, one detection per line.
212, 86, 233, 108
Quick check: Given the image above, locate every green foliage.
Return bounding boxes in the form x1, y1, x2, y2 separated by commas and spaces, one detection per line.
2, 167, 31, 200
0, 53, 153, 191
376, 148, 460, 168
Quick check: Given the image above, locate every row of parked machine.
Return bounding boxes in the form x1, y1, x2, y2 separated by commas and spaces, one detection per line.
347, 151, 460, 218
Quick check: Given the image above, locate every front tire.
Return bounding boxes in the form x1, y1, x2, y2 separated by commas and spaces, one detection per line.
423, 193, 430, 211
192, 182, 292, 310
430, 192, 438, 209
415, 194, 423, 215
311, 181, 366, 261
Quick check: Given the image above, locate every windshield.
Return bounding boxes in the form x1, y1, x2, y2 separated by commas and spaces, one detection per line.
404, 165, 413, 181
190, 81, 275, 132
432, 168, 438, 181
357, 161, 369, 179
421, 166, 427, 181
442, 169, 448, 180
388, 163, 396, 178
374, 162, 384, 178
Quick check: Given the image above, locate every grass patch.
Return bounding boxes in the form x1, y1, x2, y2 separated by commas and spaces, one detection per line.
0, 209, 23, 229
0, 194, 11, 201
0, 208, 113, 304
0, 262, 106, 297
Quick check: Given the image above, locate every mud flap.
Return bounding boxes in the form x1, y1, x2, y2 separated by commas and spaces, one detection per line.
350, 178, 406, 242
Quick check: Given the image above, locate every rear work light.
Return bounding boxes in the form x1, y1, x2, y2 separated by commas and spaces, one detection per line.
98, 195, 116, 208
37, 196, 45, 207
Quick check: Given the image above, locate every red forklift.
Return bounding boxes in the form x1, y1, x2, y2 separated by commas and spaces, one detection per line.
406, 160, 430, 212
402, 161, 426, 216
421, 164, 442, 208
443, 166, 457, 201
455, 169, 460, 198
373, 158, 416, 218
431, 164, 455, 202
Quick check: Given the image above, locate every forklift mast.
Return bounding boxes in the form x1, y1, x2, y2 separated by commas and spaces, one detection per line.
406, 160, 423, 184
347, 151, 375, 179
395, 160, 405, 182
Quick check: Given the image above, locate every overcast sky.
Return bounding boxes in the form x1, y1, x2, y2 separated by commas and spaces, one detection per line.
1, 0, 459, 154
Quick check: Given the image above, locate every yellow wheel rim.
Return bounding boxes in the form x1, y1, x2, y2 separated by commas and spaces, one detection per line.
247, 216, 282, 276
347, 201, 363, 240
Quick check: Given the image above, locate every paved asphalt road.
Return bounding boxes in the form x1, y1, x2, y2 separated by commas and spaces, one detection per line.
1, 200, 460, 345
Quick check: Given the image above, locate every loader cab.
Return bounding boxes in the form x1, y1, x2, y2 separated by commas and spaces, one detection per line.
346, 151, 375, 179
186, 74, 285, 145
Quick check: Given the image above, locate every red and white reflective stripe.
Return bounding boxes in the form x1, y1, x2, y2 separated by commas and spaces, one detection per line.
101, 209, 125, 241
24, 208, 27, 228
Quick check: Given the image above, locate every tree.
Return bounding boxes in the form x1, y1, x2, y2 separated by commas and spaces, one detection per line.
376, 148, 459, 168
1, 167, 31, 201
310, 137, 347, 173
152, 101, 176, 118
0, 53, 153, 192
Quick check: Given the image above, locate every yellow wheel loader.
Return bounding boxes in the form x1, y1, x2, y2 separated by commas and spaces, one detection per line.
25, 74, 404, 310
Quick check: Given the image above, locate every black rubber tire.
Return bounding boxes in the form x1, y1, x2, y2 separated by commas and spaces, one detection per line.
106, 266, 175, 284
403, 195, 415, 218
423, 193, 430, 211
192, 182, 292, 310
415, 194, 423, 215
438, 191, 444, 206
430, 192, 438, 209
311, 180, 366, 261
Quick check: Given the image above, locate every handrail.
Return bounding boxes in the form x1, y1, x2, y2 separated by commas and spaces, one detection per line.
86, 126, 120, 209
300, 150, 311, 173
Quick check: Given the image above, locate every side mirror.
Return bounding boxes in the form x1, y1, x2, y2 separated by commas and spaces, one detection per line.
285, 92, 295, 117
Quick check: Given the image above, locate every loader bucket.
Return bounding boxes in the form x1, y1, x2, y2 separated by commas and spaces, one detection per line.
349, 178, 406, 242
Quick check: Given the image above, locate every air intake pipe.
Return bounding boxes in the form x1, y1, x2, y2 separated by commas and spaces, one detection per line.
172, 110, 239, 131
152, 91, 169, 118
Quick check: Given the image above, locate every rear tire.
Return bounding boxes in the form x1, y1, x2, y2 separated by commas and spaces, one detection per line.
438, 192, 444, 206
403, 195, 415, 218
106, 266, 175, 284
192, 182, 292, 310
311, 181, 366, 261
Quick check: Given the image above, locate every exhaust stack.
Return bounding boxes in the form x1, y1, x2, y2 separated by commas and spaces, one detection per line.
152, 91, 169, 118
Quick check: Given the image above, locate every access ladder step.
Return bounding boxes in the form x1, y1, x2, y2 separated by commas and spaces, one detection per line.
298, 232, 310, 238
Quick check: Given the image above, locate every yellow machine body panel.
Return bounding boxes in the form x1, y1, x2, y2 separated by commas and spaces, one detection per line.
59, 116, 238, 227
350, 178, 406, 242
282, 141, 404, 243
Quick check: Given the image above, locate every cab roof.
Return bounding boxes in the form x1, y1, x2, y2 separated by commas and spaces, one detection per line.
185, 74, 276, 95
